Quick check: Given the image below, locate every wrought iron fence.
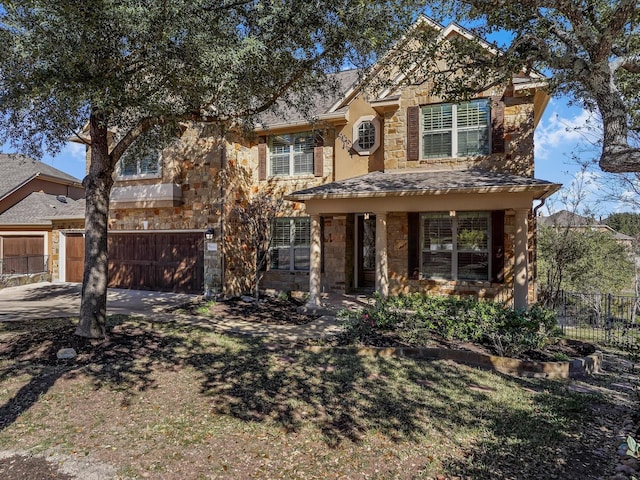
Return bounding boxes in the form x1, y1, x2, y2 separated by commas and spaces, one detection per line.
0, 255, 49, 275
547, 291, 640, 352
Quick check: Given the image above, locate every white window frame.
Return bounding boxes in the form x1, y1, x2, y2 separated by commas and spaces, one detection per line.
420, 99, 490, 159
269, 217, 310, 271
117, 151, 162, 180
269, 132, 315, 177
420, 212, 491, 281
352, 115, 381, 155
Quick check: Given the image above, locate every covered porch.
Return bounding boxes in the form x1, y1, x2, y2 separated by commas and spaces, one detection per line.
287, 169, 560, 310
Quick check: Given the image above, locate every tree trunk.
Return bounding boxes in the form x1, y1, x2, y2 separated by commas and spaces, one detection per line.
591, 69, 640, 173
75, 113, 115, 339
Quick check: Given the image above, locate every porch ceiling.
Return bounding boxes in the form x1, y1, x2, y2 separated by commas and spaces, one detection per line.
286, 168, 561, 214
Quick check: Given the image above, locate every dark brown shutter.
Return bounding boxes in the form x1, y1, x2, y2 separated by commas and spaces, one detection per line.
491, 96, 505, 154
407, 106, 420, 161
491, 210, 505, 283
407, 212, 420, 280
314, 147, 324, 177
258, 137, 267, 181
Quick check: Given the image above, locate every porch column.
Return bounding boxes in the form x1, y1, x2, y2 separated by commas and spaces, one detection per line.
306, 214, 322, 307
514, 208, 529, 310
375, 212, 388, 297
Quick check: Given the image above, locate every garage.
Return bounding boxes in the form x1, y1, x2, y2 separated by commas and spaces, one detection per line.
108, 232, 204, 294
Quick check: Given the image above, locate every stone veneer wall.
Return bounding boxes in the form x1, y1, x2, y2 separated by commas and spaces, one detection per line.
106, 125, 337, 297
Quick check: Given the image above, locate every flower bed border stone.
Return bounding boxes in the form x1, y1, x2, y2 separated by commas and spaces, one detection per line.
304, 345, 602, 379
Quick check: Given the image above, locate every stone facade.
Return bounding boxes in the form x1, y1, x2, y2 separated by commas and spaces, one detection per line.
100, 29, 550, 304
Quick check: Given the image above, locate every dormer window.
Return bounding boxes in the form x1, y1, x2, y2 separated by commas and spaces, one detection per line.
352, 115, 380, 155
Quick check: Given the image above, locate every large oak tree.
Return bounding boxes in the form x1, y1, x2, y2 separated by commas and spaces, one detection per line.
419, 1, 639, 173
0, 0, 422, 338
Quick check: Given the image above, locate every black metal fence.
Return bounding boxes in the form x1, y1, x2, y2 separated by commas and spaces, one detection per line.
0, 255, 49, 275
548, 291, 640, 352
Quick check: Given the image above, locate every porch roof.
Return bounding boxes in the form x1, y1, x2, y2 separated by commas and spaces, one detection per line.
287, 169, 561, 202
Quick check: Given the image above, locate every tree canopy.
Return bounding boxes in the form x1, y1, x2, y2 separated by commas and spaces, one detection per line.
0, 0, 423, 337
421, 1, 639, 173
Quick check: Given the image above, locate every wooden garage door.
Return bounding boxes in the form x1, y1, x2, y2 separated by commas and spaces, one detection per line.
65, 233, 85, 282
3, 236, 45, 274
108, 232, 204, 294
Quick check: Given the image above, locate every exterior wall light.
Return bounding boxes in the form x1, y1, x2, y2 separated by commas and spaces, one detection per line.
205, 227, 215, 241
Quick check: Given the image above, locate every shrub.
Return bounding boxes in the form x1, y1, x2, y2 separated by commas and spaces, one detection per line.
339, 293, 559, 356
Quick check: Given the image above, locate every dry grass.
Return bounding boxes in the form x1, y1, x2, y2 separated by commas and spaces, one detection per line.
0, 316, 633, 479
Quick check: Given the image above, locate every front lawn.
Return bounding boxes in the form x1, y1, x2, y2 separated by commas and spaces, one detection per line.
0, 316, 632, 479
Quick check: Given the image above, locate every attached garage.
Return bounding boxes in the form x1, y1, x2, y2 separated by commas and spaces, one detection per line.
108, 232, 204, 294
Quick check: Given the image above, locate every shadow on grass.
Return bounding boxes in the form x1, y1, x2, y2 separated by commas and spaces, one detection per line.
0, 317, 619, 479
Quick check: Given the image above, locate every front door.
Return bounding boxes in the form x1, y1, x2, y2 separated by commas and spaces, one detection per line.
356, 214, 376, 290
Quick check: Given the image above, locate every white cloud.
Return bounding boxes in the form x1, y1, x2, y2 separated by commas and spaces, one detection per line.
534, 105, 600, 161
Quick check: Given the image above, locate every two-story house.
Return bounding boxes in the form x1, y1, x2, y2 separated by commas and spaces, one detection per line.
61, 17, 560, 308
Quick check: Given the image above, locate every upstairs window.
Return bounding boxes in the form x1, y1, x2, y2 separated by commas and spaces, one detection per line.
269, 217, 310, 271
269, 132, 315, 177
421, 99, 490, 159
118, 151, 161, 179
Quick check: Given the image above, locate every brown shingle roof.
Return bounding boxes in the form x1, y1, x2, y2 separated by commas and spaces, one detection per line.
288, 169, 561, 201
0, 192, 85, 226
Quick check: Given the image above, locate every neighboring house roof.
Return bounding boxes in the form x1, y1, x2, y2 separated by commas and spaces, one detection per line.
0, 192, 85, 226
0, 153, 82, 200
538, 210, 636, 242
288, 169, 560, 201
537, 210, 597, 228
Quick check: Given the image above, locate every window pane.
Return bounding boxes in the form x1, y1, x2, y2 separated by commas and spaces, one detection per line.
270, 154, 290, 176
120, 156, 138, 176
457, 100, 489, 128
293, 151, 314, 175
422, 104, 453, 130
357, 121, 376, 150
270, 248, 291, 270
457, 213, 488, 251
294, 247, 310, 270
422, 131, 452, 159
423, 214, 453, 251
422, 252, 452, 279
139, 154, 159, 175
457, 128, 489, 156
422, 214, 453, 279
272, 219, 291, 247
458, 252, 489, 280
293, 219, 310, 246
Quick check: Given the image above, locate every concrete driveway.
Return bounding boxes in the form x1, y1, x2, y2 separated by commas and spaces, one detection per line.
0, 282, 198, 321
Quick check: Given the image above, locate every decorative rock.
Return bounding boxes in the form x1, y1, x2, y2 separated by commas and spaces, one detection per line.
57, 348, 77, 360
240, 295, 256, 303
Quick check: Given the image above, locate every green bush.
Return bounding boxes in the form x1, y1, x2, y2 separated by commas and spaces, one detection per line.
339, 293, 559, 356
